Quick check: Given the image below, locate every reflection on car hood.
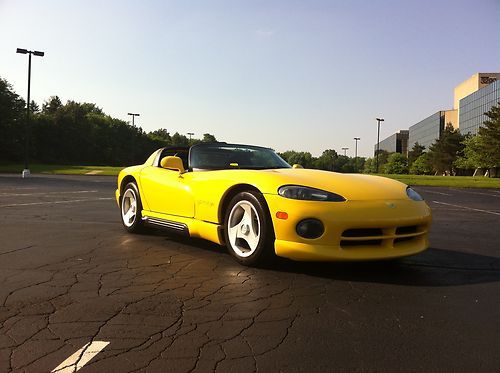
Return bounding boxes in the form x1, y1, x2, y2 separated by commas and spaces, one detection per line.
211, 168, 410, 201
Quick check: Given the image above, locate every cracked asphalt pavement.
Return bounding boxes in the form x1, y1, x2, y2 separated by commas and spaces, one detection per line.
1, 174, 499, 372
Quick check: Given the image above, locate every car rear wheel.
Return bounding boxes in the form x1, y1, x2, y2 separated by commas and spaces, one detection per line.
121, 182, 143, 233
224, 191, 275, 266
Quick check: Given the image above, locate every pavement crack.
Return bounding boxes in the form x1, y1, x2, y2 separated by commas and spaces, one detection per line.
0, 245, 35, 256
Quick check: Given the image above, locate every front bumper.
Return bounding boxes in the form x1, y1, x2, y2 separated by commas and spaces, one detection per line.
264, 194, 432, 261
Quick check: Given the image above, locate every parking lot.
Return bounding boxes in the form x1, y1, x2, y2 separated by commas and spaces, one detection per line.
0, 174, 499, 372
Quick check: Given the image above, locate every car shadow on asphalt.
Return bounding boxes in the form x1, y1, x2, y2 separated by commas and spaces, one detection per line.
149, 230, 500, 287
270, 248, 500, 287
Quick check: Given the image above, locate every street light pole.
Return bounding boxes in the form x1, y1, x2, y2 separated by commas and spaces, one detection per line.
187, 132, 194, 142
16, 48, 44, 178
342, 147, 349, 156
127, 113, 140, 164
26, 53, 31, 173
354, 137, 360, 172
375, 118, 384, 173
127, 113, 140, 126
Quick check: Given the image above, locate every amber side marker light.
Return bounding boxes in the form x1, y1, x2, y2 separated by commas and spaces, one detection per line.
276, 211, 288, 220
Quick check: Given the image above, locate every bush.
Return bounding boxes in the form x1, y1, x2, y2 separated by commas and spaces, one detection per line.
383, 153, 408, 174
410, 153, 432, 175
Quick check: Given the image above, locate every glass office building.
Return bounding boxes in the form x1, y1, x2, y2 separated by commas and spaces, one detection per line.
459, 79, 500, 135
408, 112, 443, 150
373, 72, 498, 157
374, 130, 409, 156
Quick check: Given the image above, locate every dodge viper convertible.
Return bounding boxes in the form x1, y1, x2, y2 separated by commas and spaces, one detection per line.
116, 142, 431, 265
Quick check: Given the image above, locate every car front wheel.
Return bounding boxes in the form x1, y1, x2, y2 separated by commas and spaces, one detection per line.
121, 182, 143, 233
224, 191, 275, 266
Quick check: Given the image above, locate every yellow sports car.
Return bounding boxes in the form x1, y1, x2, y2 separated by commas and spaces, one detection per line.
116, 143, 431, 265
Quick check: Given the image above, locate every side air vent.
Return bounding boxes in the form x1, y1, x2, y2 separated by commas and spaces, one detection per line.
143, 217, 189, 236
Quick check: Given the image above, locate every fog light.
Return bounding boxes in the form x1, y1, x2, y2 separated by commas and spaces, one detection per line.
296, 219, 324, 239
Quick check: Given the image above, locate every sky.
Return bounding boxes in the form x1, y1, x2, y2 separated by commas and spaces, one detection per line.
1, 0, 499, 157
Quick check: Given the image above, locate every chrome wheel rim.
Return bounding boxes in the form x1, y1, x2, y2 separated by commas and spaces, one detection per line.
121, 188, 137, 227
227, 200, 261, 258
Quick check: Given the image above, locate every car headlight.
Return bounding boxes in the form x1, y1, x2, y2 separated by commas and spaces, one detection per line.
278, 185, 345, 202
406, 187, 424, 201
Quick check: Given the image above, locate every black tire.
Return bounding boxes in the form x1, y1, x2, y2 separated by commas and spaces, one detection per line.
223, 191, 275, 266
120, 182, 144, 233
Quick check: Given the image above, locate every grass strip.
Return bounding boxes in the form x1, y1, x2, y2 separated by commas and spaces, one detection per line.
380, 174, 500, 188
0, 164, 123, 176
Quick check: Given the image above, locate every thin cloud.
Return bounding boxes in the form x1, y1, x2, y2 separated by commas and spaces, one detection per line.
255, 29, 275, 37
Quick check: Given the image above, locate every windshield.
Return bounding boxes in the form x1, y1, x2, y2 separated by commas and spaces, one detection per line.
189, 143, 291, 170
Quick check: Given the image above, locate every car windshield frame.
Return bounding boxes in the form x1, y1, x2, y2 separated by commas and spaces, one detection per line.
188, 143, 291, 171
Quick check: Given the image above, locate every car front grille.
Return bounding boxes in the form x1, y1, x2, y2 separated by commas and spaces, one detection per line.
342, 228, 383, 237
340, 225, 427, 249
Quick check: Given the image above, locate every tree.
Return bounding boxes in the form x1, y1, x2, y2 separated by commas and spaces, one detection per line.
383, 153, 408, 174
334, 155, 358, 173
30, 100, 40, 114
314, 149, 338, 171
171, 132, 189, 146
28, 95, 160, 165
408, 142, 425, 166
372, 150, 390, 173
455, 105, 500, 175
428, 123, 464, 174
1, 77, 223, 166
410, 153, 432, 175
0, 77, 26, 161
477, 104, 500, 168
42, 96, 62, 114
454, 135, 487, 170
148, 129, 172, 145
202, 133, 217, 142
279, 150, 315, 168
353, 157, 366, 173
363, 157, 376, 173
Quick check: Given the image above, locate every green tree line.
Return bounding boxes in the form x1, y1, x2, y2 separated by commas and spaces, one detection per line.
0, 77, 217, 166
278, 149, 365, 173
2, 76, 498, 174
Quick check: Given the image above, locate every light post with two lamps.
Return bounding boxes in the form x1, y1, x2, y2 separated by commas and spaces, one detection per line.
16, 48, 45, 178
127, 112, 140, 126
127, 113, 140, 163
353, 137, 360, 172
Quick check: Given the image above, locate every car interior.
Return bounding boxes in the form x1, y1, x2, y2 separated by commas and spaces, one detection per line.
157, 147, 190, 170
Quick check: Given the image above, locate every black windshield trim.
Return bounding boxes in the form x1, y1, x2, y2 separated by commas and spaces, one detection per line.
188, 142, 291, 171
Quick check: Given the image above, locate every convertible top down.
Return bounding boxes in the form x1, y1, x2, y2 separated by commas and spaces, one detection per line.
116, 143, 431, 265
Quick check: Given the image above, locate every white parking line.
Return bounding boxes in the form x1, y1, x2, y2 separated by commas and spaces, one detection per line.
456, 190, 500, 198
0, 197, 113, 208
52, 341, 110, 372
432, 201, 500, 216
5, 218, 118, 225
0, 187, 37, 191
0, 190, 98, 197
418, 190, 452, 196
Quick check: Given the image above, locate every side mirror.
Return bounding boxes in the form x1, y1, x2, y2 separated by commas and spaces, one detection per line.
292, 164, 304, 169
160, 156, 185, 173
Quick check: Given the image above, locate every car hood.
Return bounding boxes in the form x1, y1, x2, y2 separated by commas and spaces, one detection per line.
246, 168, 410, 201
